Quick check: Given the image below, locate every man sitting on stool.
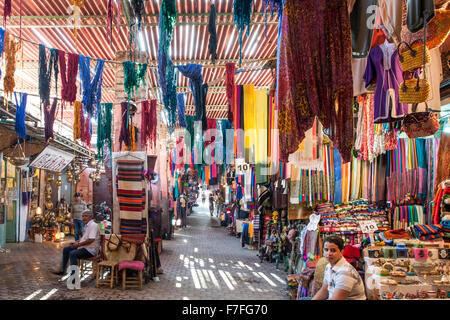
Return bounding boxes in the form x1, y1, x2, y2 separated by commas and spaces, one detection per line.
51, 209, 100, 275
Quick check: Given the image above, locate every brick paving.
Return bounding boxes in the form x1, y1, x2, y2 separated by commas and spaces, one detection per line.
0, 203, 289, 300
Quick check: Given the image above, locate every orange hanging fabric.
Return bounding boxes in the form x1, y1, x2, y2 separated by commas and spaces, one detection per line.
73, 101, 82, 140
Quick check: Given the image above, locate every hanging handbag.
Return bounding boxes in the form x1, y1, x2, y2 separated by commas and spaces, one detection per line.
397, 40, 431, 72
407, 0, 435, 33
402, 103, 440, 138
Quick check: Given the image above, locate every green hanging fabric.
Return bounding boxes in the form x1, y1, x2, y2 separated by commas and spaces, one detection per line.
233, 0, 254, 66
185, 115, 195, 153
137, 62, 148, 88
123, 61, 137, 99
97, 102, 113, 164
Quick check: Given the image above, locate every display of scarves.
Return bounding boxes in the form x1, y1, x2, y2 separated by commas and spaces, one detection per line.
226, 63, 235, 123
117, 159, 147, 234
354, 94, 375, 161
44, 98, 58, 143
79, 55, 104, 119
215, 120, 224, 165
97, 103, 113, 163
221, 119, 232, 165
392, 205, 425, 229
254, 89, 268, 184
268, 95, 279, 177
243, 84, 256, 164
233, 85, 244, 159
177, 93, 186, 127
277, 0, 354, 163
177, 64, 207, 129
38, 44, 59, 108
208, 3, 218, 63
434, 132, 450, 194
14, 92, 27, 139
333, 148, 342, 205
119, 101, 131, 150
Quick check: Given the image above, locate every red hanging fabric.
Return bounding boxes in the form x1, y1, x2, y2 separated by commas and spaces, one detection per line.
149, 99, 157, 149
226, 62, 235, 123
3, 0, 11, 28
58, 50, 79, 122
141, 100, 150, 149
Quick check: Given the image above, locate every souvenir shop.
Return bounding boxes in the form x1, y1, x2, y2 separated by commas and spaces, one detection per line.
166, 1, 450, 300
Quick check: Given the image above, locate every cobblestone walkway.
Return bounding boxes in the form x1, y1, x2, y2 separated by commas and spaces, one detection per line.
0, 203, 289, 300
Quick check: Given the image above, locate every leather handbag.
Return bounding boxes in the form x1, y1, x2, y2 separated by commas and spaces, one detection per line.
398, 40, 431, 71
402, 104, 440, 138
407, 0, 435, 33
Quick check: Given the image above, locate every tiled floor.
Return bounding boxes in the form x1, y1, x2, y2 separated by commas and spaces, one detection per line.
0, 203, 289, 300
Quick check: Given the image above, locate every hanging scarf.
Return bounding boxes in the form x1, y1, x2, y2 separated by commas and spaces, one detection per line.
277, 0, 354, 163
333, 148, 342, 204
177, 93, 186, 127
106, 0, 122, 45
208, 4, 218, 64
233, 0, 254, 66
177, 64, 207, 129
149, 99, 157, 149
4, 32, 20, 99
119, 101, 131, 150
226, 62, 235, 124
58, 50, 78, 122
97, 102, 113, 163
38, 45, 59, 108
44, 98, 58, 143
123, 61, 148, 99
73, 101, 82, 140
3, 0, 11, 27
14, 92, 27, 139
79, 55, 104, 119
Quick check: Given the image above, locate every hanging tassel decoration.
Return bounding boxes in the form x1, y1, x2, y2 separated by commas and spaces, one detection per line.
261, 0, 283, 36
44, 98, 58, 143
73, 101, 82, 140
58, 50, 78, 122
3, 32, 20, 99
14, 92, 27, 139
3, 0, 11, 28
79, 54, 104, 119
97, 103, 113, 163
233, 0, 254, 67
177, 93, 186, 127
38, 44, 59, 108
226, 62, 235, 123
208, 3, 218, 64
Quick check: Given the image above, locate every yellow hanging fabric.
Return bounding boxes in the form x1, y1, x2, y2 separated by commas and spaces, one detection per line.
243, 84, 255, 163
255, 89, 268, 183
73, 101, 82, 140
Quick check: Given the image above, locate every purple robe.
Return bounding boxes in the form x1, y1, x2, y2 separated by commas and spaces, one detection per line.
363, 42, 408, 123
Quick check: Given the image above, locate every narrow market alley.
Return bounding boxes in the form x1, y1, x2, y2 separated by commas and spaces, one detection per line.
0, 200, 288, 300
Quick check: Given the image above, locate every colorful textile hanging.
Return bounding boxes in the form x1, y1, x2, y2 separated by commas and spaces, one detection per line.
177, 93, 186, 127
4, 32, 20, 99
119, 101, 131, 150
148, 99, 157, 149
141, 100, 150, 149
354, 94, 375, 162
226, 63, 235, 123
80, 109, 91, 148
97, 103, 113, 163
0, 28, 5, 79
14, 92, 27, 139
44, 98, 58, 143
73, 101, 82, 140
255, 89, 268, 184
233, 0, 254, 66
208, 3, 218, 64
277, 0, 354, 163
3, 0, 11, 27
58, 50, 78, 104
123, 61, 148, 100
185, 115, 195, 153
435, 132, 450, 193
166, 64, 178, 131
79, 55, 104, 119
38, 45, 59, 108
177, 64, 208, 129
243, 84, 256, 163
261, 0, 283, 34
117, 159, 147, 234
106, 0, 122, 45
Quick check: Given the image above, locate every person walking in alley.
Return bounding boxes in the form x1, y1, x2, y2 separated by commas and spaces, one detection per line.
71, 193, 87, 241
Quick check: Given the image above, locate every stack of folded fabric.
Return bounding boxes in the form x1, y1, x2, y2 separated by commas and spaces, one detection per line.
413, 224, 444, 241
441, 220, 450, 239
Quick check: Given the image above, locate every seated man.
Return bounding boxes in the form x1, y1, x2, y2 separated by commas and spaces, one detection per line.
312, 236, 366, 300
51, 209, 100, 275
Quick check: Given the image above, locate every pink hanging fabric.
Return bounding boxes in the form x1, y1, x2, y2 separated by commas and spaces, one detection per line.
226, 62, 235, 123
58, 50, 79, 122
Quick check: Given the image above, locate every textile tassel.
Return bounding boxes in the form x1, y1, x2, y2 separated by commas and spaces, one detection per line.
97, 103, 112, 163
226, 62, 235, 123
208, 4, 218, 64
177, 64, 206, 128
73, 101, 82, 140
80, 108, 91, 148
38, 44, 59, 108
3, 32, 20, 99
44, 98, 58, 143
233, 0, 254, 66
14, 92, 27, 139
177, 93, 186, 127
261, 0, 283, 36
107, 0, 114, 45
141, 100, 149, 149
3, 0, 11, 27
58, 50, 78, 122
123, 61, 137, 99
119, 101, 131, 150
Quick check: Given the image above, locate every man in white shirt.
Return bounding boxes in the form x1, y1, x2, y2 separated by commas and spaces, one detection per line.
179, 193, 187, 228
51, 209, 100, 275
312, 236, 366, 300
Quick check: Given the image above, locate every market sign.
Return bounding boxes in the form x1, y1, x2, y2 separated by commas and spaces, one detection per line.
235, 158, 250, 175
30, 146, 75, 172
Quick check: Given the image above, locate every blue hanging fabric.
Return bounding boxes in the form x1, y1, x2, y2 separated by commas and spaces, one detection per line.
14, 92, 27, 139
38, 44, 59, 108
177, 93, 186, 127
208, 3, 218, 64
261, 0, 283, 36
0, 27, 5, 79
177, 64, 208, 130
333, 147, 342, 205
79, 54, 105, 120
166, 64, 178, 132
233, 0, 254, 66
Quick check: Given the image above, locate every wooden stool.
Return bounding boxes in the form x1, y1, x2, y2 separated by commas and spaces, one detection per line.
96, 261, 119, 288
78, 255, 101, 278
118, 260, 145, 290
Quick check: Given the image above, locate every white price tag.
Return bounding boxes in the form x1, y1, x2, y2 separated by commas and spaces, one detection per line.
358, 220, 378, 234
235, 158, 250, 175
